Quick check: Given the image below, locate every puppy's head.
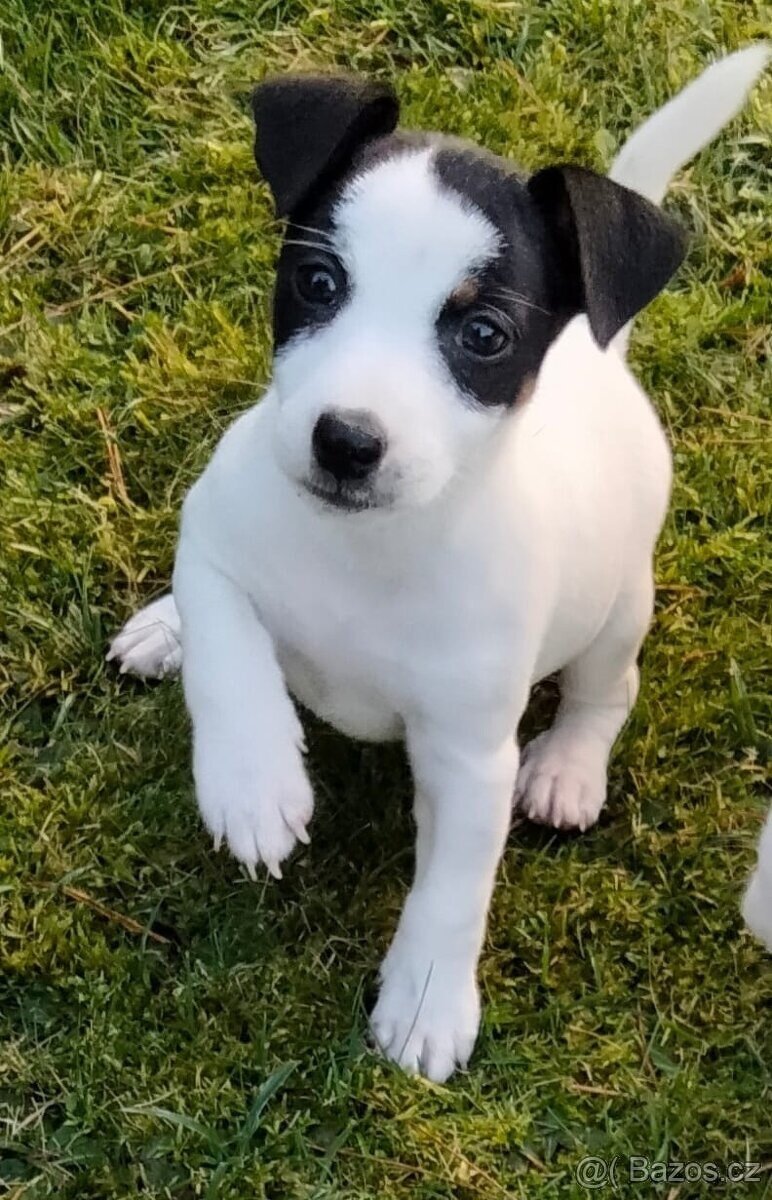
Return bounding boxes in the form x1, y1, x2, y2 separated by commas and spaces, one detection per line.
253, 74, 686, 515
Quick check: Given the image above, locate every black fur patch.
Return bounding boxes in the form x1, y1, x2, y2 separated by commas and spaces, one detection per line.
432, 145, 567, 408
253, 74, 399, 218
528, 165, 687, 347
272, 231, 348, 350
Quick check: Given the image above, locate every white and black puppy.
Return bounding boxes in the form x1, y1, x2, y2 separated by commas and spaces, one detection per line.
109, 48, 768, 1081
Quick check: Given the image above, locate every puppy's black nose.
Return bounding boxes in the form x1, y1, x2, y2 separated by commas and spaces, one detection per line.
312, 410, 386, 483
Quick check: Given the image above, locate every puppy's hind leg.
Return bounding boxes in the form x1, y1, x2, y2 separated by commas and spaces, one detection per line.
107, 593, 182, 679
516, 572, 654, 831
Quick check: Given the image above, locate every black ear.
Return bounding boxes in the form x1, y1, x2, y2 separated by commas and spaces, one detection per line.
528, 165, 687, 347
251, 74, 399, 219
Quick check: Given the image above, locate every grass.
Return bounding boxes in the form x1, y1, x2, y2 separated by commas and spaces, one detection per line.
0, 1, 770, 1196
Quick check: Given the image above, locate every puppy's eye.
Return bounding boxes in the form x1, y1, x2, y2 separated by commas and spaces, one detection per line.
294, 262, 341, 307
458, 314, 513, 360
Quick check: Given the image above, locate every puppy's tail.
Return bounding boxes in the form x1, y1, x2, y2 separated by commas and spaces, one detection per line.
609, 43, 769, 205
608, 44, 769, 355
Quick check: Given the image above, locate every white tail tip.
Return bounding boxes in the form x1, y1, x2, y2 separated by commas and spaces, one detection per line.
611, 43, 770, 206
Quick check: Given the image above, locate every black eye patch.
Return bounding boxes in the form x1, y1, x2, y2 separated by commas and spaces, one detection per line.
432, 147, 569, 408
436, 270, 556, 408
273, 216, 349, 349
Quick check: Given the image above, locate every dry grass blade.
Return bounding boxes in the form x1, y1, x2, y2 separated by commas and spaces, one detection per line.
96, 406, 132, 507
62, 886, 172, 945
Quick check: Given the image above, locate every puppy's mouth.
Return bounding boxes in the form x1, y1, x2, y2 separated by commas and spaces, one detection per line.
302, 479, 386, 513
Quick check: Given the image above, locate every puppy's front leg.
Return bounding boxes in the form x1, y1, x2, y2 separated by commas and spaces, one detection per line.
371, 719, 518, 1081
173, 548, 313, 879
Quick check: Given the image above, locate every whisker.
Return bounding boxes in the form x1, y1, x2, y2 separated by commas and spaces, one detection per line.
289, 222, 335, 243
486, 287, 552, 316
482, 302, 518, 328
283, 238, 336, 255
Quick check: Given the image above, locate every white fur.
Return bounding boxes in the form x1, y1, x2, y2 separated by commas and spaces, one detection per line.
743, 810, 772, 952
108, 48, 769, 1080
106, 593, 181, 678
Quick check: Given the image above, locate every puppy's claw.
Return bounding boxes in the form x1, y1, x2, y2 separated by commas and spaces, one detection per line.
285, 814, 310, 845
213, 832, 223, 853
246, 861, 258, 882
266, 859, 283, 881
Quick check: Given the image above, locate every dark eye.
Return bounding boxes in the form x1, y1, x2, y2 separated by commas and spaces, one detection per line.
294, 262, 341, 307
458, 314, 512, 359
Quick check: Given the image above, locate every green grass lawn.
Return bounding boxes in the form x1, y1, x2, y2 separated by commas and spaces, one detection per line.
1, 2, 770, 1196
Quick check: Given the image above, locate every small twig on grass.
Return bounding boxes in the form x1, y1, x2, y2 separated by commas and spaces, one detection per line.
655, 583, 703, 594
568, 1081, 623, 1098
514, 1144, 547, 1173
62, 885, 171, 945
0, 225, 47, 276
96, 406, 132, 507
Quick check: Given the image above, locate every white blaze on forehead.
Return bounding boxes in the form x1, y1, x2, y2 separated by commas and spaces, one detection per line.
332, 149, 501, 325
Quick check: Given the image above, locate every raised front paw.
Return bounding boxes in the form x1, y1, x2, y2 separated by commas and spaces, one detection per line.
370, 934, 480, 1082
107, 594, 182, 679
514, 729, 607, 831
194, 732, 313, 879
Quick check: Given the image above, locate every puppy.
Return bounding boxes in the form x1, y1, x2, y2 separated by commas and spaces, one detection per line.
109, 47, 768, 1080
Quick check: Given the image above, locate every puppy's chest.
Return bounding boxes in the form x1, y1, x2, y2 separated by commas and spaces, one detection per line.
249, 547, 507, 742
278, 643, 402, 741
255, 566, 424, 740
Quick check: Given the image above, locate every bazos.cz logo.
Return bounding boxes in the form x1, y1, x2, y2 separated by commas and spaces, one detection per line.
575, 1155, 762, 1189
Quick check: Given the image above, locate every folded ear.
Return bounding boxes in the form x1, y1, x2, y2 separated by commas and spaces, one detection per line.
528, 165, 687, 347
251, 74, 399, 219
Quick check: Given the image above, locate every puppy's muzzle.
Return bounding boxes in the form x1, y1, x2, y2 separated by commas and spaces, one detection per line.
312, 409, 386, 483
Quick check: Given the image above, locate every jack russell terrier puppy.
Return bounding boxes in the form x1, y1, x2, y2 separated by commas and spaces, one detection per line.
109, 46, 769, 1081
